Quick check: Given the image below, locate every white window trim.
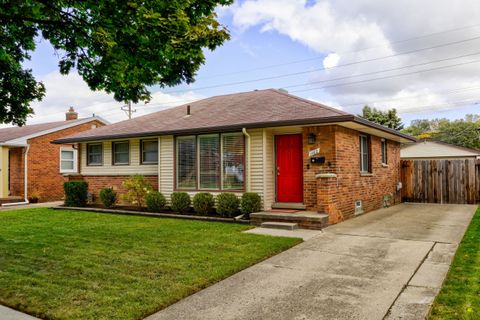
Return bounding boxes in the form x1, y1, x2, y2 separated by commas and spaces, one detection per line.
60, 147, 78, 174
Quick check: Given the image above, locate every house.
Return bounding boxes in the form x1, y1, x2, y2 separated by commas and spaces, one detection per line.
54, 89, 414, 226
401, 139, 480, 160
0, 108, 107, 204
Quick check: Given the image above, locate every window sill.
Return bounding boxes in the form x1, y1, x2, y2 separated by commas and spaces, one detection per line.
360, 172, 373, 177
381, 163, 389, 168
61, 172, 80, 176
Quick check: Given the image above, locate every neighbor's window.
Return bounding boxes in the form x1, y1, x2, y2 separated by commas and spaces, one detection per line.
60, 148, 77, 173
176, 136, 197, 189
112, 141, 129, 165
381, 139, 387, 164
87, 143, 103, 166
175, 133, 245, 190
141, 139, 158, 164
359, 135, 370, 172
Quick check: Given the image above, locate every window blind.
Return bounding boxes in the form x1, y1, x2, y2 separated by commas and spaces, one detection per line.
176, 136, 196, 189
198, 134, 220, 189
222, 133, 245, 190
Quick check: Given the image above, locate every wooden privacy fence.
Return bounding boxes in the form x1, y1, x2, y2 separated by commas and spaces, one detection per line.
401, 159, 480, 204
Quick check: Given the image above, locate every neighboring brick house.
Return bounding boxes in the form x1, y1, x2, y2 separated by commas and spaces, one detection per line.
0, 108, 107, 203
55, 89, 415, 227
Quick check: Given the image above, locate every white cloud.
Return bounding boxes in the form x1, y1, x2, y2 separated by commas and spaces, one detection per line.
229, 0, 480, 114
27, 72, 204, 125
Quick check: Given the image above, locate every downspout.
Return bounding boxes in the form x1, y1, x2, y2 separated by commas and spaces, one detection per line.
2, 144, 30, 206
242, 128, 251, 192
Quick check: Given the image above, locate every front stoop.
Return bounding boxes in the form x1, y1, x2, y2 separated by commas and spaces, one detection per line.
251, 211, 329, 230
271, 202, 306, 210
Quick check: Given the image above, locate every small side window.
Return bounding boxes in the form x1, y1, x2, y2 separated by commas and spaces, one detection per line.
359, 135, 370, 173
112, 141, 130, 165
381, 139, 387, 164
141, 139, 158, 164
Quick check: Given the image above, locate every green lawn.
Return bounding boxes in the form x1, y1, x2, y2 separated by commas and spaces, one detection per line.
0, 208, 300, 320
429, 206, 480, 320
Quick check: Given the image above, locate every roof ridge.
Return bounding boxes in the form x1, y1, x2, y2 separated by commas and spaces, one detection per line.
267, 89, 348, 116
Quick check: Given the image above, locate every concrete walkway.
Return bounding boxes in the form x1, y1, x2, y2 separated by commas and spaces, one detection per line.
0, 201, 62, 211
146, 203, 476, 320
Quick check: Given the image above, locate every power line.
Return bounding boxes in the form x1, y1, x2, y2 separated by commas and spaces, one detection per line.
165, 34, 480, 94
202, 23, 480, 79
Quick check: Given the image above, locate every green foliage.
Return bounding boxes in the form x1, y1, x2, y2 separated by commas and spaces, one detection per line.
99, 187, 117, 208
240, 192, 262, 218
145, 191, 167, 212
402, 115, 480, 150
63, 181, 88, 207
170, 192, 191, 213
121, 175, 153, 208
216, 193, 240, 217
192, 192, 215, 215
0, 0, 232, 124
361, 105, 404, 130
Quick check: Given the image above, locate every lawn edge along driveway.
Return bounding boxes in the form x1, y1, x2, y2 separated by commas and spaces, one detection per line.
429, 206, 480, 320
0, 208, 301, 320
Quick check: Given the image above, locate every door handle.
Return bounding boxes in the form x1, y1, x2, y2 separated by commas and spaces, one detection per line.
277, 166, 280, 176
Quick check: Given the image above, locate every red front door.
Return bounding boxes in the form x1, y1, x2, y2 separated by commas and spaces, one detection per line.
275, 134, 303, 203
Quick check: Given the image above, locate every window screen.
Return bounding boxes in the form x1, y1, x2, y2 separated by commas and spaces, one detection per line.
176, 136, 196, 189
60, 150, 75, 172
113, 141, 129, 165
222, 133, 245, 190
381, 139, 387, 164
87, 143, 103, 166
142, 140, 158, 164
198, 134, 220, 189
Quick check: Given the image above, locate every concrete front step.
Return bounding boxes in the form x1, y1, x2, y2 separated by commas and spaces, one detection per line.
251, 211, 329, 230
271, 202, 306, 210
260, 222, 299, 230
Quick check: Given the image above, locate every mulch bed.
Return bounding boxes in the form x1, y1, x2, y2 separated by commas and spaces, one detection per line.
52, 205, 250, 224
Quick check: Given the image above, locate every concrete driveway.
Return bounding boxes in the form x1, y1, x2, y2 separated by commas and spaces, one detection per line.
147, 203, 477, 320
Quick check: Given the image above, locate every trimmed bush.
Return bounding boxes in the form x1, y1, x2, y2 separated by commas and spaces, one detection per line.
216, 193, 240, 217
240, 192, 262, 218
99, 187, 117, 208
122, 175, 153, 208
64, 181, 88, 207
192, 192, 215, 215
146, 191, 167, 212
170, 192, 191, 213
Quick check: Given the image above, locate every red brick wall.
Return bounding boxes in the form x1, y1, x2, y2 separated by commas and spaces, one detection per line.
9, 148, 25, 197
66, 175, 159, 204
8, 120, 105, 202
303, 125, 401, 224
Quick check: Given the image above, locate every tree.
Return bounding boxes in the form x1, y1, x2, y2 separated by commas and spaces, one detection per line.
360, 105, 404, 130
0, 0, 232, 125
402, 115, 480, 150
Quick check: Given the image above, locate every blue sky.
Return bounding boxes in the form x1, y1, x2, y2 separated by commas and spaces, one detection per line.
23, 0, 480, 126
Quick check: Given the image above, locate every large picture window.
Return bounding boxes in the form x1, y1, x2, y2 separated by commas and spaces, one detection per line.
359, 135, 370, 172
176, 133, 245, 190
141, 139, 158, 164
87, 143, 103, 166
113, 141, 129, 165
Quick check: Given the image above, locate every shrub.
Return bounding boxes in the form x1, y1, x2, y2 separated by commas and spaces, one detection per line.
170, 192, 191, 213
99, 187, 117, 208
216, 193, 240, 217
146, 191, 167, 212
193, 192, 215, 215
122, 175, 152, 208
64, 181, 88, 207
240, 192, 262, 218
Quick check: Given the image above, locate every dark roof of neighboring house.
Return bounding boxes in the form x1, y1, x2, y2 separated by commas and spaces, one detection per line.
0, 118, 102, 143
55, 89, 415, 143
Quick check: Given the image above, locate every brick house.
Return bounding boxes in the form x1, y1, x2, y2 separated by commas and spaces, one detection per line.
0, 108, 107, 204
54, 90, 414, 226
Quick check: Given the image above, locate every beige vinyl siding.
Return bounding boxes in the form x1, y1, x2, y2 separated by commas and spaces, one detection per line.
80, 138, 158, 176
159, 135, 174, 199
263, 129, 275, 210
248, 129, 264, 203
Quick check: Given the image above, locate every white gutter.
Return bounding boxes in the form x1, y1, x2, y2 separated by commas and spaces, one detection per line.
242, 128, 251, 192
2, 144, 30, 207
